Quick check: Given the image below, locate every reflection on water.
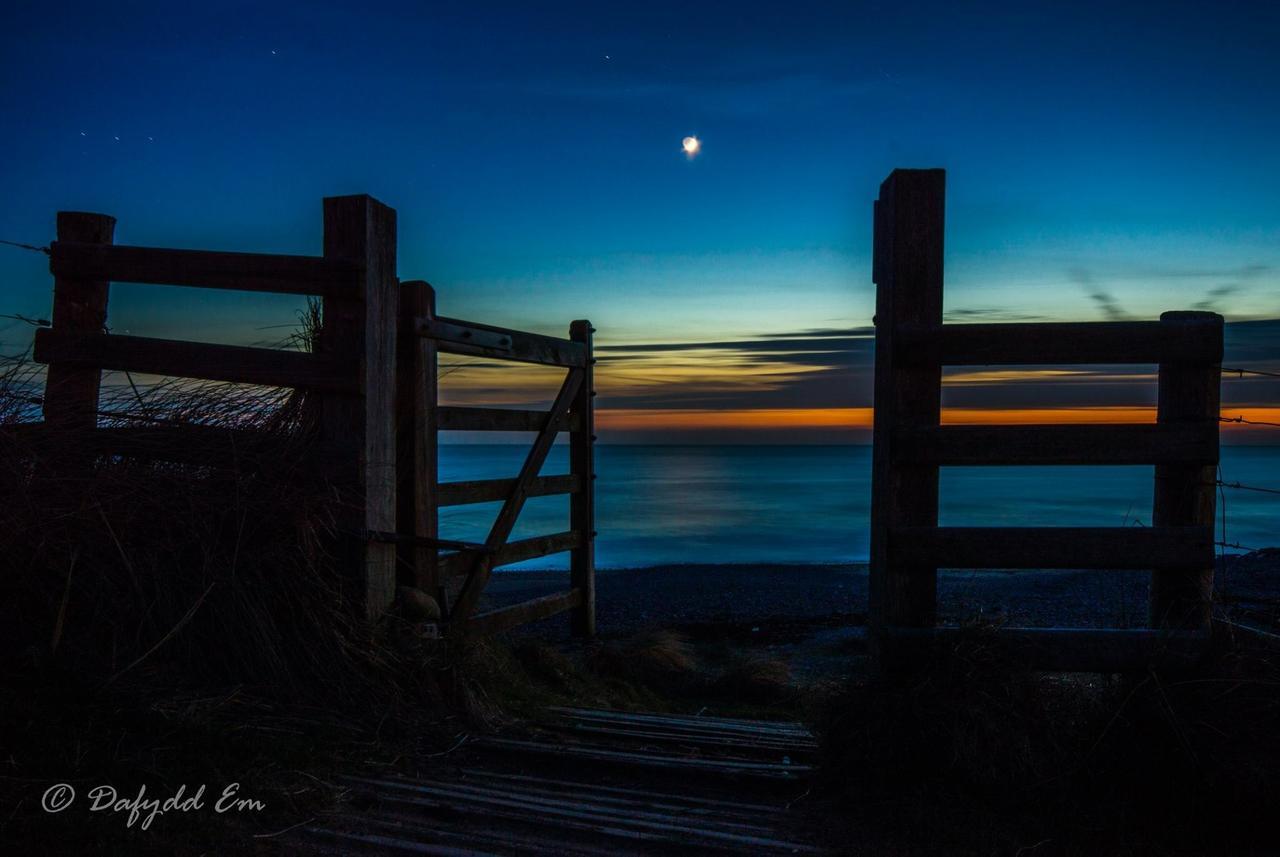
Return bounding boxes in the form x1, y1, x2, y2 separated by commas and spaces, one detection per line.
438, 445, 1279, 570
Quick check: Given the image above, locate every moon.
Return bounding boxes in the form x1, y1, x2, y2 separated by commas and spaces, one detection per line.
682, 136, 701, 157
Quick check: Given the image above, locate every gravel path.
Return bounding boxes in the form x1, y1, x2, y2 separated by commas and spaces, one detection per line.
480, 553, 1280, 638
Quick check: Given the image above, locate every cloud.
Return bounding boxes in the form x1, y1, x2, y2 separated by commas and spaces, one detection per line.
1192, 283, 1243, 312
438, 320, 1280, 429
1068, 268, 1133, 322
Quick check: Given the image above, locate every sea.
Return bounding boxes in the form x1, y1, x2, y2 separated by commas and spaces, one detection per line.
438, 445, 1279, 570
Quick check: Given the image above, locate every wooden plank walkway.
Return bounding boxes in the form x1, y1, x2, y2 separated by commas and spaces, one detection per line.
301, 707, 827, 855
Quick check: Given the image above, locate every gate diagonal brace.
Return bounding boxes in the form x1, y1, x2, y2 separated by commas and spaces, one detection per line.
448, 367, 585, 628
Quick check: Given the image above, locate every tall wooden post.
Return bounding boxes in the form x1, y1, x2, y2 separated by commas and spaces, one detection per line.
397, 280, 439, 598
869, 169, 945, 672
569, 320, 596, 638
322, 195, 399, 620
1151, 310, 1222, 631
42, 212, 116, 443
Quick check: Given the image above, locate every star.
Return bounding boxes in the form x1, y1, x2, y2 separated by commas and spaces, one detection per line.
682, 136, 701, 158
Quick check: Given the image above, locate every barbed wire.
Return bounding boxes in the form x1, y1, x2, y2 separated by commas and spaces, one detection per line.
1220, 415, 1280, 429
0, 313, 51, 328
1218, 479, 1280, 496
1222, 366, 1280, 380
1217, 540, 1265, 553
0, 239, 50, 255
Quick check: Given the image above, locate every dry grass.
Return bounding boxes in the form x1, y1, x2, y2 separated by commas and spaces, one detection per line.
587, 629, 700, 688
0, 317, 464, 852
712, 655, 795, 703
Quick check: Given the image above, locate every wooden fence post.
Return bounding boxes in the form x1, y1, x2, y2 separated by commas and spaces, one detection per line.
322, 195, 398, 620
42, 212, 116, 460
397, 280, 439, 599
869, 169, 945, 672
1151, 310, 1222, 631
569, 319, 596, 638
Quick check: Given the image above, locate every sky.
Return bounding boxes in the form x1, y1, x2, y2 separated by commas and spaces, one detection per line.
2, 0, 1277, 441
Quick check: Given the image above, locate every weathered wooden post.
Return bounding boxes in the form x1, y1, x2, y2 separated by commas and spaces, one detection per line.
321, 195, 399, 620
41, 212, 116, 473
869, 169, 945, 673
397, 280, 440, 599
1151, 310, 1222, 631
569, 319, 596, 637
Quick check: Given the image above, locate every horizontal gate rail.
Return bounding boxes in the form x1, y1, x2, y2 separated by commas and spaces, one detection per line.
892, 422, 1218, 466
883, 627, 1210, 673
34, 329, 355, 392
894, 319, 1222, 366
890, 525, 1215, 570
466, 589, 585, 637
49, 240, 358, 296
436, 406, 581, 432
421, 316, 586, 367
438, 474, 581, 506
438, 531, 582, 579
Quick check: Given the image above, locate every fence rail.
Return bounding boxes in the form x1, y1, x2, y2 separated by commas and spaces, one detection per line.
892, 423, 1218, 466
33, 329, 355, 392
869, 168, 1222, 675
49, 241, 358, 296
22, 201, 596, 638
896, 320, 1222, 365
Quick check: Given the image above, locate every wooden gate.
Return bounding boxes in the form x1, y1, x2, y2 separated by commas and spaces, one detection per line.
23, 198, 595, 636
31, 197, 400, 617
869, 169, 1223, 674
395, 281, 596, 637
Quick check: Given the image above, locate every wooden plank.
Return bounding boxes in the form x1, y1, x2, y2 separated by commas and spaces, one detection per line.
322, 194, 399, 619
549, 708, 815, 739
39, 212, 115, 477
472, 738, 813, 780
1151, 311, 1223, 631
437, 406, 581, 432
897, 319, 1224, 366
438, 531, 580, 578
33, 329, 355, 392
869, 168, 945, 657
568, 319, 596, 638
890, 525, 1214, 570
470, 770, 788, 815
437, 474, 580, 506
49, 241, 357, 296
421, 316, 587, 367
396, 281, 438, 593
339, 774, 823, 852
463, 589, 583, 636
884, 627, 1209, 672
894, 422, 1219, 466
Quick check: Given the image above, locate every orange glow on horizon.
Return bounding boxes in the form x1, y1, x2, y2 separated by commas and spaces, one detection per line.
596, 406, 1280, 432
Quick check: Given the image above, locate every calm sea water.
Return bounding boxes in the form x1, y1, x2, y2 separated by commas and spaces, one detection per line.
438, 445, 1279, 570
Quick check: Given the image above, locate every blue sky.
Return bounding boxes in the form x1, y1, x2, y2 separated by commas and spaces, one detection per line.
2, 1, 1277, 437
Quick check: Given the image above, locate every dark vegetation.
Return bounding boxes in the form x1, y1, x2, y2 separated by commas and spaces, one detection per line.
814, 631, 1280, 855
3, 329, 1277, 854
0, 345, 800, 852
0, 351, 456, 852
